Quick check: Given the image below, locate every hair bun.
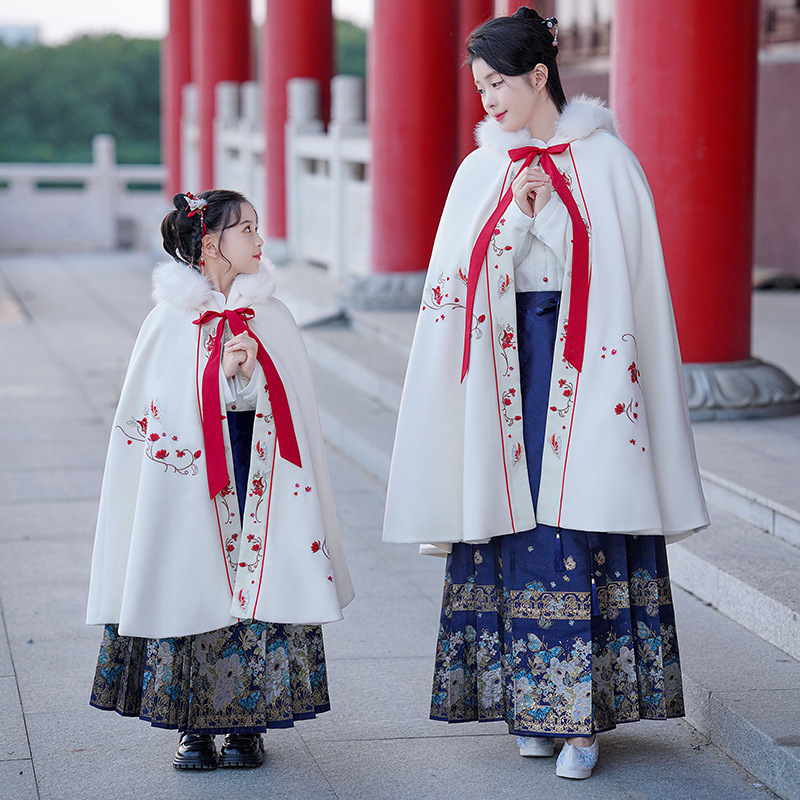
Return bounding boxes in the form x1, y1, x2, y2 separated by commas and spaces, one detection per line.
512, 6, 542, 23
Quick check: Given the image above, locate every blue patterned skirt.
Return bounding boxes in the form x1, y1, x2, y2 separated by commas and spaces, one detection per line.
89, 410, 331, 734
430, 292, 684, 737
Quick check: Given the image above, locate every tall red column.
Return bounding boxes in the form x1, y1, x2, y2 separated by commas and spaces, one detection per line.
192, 0, 252, 190
611, 0, 758, 364
369, 0, 459, 275
262, 0, 334, 249
161, 0, 192, 198
458, 0, 494, 162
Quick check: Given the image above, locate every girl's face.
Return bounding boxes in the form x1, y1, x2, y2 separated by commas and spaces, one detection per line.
214, 202, 263, 277
472, 57, 546, 135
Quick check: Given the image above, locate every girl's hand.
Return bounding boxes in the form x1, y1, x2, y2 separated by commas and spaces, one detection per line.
512, 165, 553, 218
223, 332, 258, 380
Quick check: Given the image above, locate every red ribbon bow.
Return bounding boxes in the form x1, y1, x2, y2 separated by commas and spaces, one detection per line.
194, 308, 302, 499
461, 143, 590, 380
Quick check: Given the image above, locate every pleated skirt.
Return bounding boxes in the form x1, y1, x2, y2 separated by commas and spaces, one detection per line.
430, 291, 685, 737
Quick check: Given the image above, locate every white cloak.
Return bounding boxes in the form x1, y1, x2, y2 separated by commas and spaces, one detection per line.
383, 97, 709, 552
87, 260, 354, 638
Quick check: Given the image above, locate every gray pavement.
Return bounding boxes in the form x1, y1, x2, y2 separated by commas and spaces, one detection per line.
0, 252, 792, 800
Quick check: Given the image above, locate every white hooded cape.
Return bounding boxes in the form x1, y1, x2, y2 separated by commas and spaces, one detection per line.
383, 97, 709, 553
87, 260, 354, 637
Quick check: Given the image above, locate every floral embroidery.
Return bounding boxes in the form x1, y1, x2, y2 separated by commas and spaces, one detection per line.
498, 273, 511, 297
116, 401, 201, 477
501, 387, 522, 426
512, 442, 523, 465
426, 271, 485, 338
217, 483, 236, 524
614, 398, 639, 423
549, 434, 561, 457
311, 538, 331, 559
549, 378, 574, 418
497, 323, 516, 377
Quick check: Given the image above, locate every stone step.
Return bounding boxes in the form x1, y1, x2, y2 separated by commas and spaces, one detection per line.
674, 584, 800, 800
670, 504, 800, 662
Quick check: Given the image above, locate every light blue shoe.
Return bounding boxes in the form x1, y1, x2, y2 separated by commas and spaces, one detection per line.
517, 735, 555, 757
556, 739, 599, 779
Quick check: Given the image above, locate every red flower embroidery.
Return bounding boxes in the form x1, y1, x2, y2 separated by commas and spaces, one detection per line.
149, 433, 160, 442
628, 362, 640, 384
155, 449, 168, 460
614, 403, 625, 415
500, 326, 514, 350
630, 439, 636, 445
227, 544, 235, 552
305, 486, 312, 492
194, 450, 202, 459
251, 475, 265, 497
311, 541, 321, 553
251, 543, 261, 552
432, 285, 443, 305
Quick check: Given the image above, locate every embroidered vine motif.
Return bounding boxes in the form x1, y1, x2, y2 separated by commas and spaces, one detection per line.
424, 271, 486, 338
311, 538, 331, 559
116, 400, 201, 476
614, 399, 639, 423
226, 529, 264, 573
501, 388, 522, 426
497, 323, 516, 377
249, 469, 270, 523
549, 433, 562, 457
489, 226, 513, 258
217, 483, 236, 524
549, 378, 574, 418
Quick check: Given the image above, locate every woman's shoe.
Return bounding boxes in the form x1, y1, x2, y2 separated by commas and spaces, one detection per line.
172, 732, 218, 770
218, 733, 265, 768
517, 736, 555, 757
556, 738, 599, 779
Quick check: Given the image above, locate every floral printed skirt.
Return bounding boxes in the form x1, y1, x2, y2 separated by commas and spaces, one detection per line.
430, 529, 684, 737
90, 621, 330, 734
429, 291, 685, 737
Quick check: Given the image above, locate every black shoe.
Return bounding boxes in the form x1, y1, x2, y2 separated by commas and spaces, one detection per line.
218, 733, 265, 768
173, 732, 218, 770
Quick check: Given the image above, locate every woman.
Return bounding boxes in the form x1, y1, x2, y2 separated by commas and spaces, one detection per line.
382, 8, 708, 780
87, 190, 353, 770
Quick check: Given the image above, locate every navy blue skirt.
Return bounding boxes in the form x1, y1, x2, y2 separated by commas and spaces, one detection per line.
430, 292, 684, 737
90, 411, 331, 734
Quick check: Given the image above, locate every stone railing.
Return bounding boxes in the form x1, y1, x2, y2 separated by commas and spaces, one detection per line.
0, 135, 165, 253
189, 75, 370, 277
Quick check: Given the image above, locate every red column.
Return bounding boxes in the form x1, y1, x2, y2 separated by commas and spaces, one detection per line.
458, 0, 494, 162
611, 0, 759, 363
369, 0, 460, 274
192, 0, 252, 190
161, 0, 192, 198
262, 0, 334, 246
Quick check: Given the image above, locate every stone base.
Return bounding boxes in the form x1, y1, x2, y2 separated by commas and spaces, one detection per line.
342, 271, 426, 311
685, 358, 800, 421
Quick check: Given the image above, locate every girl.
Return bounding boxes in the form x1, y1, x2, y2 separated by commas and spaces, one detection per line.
382, 8, 708, 780
87, 190, 353, 770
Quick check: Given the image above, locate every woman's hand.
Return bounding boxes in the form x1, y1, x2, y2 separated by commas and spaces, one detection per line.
511, 165, 553, 218
222, 332, 258, 379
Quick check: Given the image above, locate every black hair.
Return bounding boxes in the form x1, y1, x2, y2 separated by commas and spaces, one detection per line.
466, 6, 566, 112
160, 189, 250, 270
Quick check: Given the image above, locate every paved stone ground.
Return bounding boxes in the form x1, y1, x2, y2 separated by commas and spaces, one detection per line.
0, 252, 790, 800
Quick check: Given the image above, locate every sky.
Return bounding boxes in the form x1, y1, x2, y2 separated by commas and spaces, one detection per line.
0, 0, 373, 45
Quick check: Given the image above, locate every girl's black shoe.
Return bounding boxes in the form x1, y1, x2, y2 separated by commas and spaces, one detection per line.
218, 733, 265, 768
172, 732, 218, 770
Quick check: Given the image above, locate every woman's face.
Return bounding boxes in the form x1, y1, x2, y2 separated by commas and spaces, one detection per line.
472, 57, 545, 135
215, 202, 263, 277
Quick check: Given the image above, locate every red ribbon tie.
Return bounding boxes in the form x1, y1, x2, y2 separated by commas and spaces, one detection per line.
194, 308, 302, 499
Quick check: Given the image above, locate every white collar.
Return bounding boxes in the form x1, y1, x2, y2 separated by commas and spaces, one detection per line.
151, 259, 278, 312
475, 94, 618, 157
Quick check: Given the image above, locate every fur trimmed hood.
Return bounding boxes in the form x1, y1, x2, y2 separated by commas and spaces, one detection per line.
476, 95, 618, 156
152, 259, 278, 312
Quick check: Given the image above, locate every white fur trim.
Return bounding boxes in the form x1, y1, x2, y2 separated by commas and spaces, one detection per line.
230, 258, 278, 305
152, 259, 278, 311
152, 260, 215, 311
476, 95, 618, 156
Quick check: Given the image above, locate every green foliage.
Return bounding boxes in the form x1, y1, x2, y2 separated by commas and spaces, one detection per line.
0, 35, 160, 164
336, 19, 367, 78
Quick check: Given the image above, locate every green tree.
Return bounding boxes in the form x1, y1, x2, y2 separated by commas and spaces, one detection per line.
336, 19, 367, 78
0, 35, 160, 163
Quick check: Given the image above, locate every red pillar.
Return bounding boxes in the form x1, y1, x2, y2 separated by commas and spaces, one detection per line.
262, 0, 334, 247
161, 0, 192, 198
192, 0, 252, 190
369, 0, 460, 274
611, 0, 758, 363
458, 0, 494, 162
